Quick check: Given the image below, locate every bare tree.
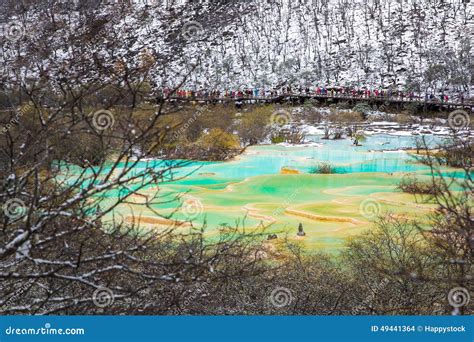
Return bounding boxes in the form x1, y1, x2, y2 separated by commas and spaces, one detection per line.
0, 0, 261, 315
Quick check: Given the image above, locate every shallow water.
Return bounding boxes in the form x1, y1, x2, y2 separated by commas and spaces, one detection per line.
65, 134, 458, 252
168, 134, 449, 178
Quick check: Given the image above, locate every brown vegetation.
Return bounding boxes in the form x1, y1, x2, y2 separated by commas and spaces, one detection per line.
0, 1, 471, 317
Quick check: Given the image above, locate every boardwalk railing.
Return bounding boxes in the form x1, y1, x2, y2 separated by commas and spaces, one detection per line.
0, 94, 472, 114
165, 93, 473, 111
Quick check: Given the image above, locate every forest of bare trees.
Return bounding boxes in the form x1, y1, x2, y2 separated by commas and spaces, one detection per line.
0, 0, 471, 316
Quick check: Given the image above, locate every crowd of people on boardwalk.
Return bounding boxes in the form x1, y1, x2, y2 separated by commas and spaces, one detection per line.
164, 86, 467, 103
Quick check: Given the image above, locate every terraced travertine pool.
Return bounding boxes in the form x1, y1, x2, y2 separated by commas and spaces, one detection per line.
64, 134, 461, 252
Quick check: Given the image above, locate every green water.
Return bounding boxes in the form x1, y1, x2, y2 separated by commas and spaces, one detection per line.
61, 134, 460, 251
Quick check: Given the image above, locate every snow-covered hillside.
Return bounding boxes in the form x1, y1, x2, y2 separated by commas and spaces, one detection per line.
0, 0, 472, 96
204, 0, 472, 93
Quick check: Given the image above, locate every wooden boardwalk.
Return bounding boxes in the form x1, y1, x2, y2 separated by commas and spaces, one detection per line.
0, 94, 471, 114
166, 94, 473, 112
